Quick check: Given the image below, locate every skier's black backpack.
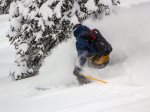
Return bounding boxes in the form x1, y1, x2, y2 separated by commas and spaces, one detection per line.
88, 29, 112, 56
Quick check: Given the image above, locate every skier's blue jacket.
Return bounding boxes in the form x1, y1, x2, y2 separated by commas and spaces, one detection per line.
73, 24, 112, 66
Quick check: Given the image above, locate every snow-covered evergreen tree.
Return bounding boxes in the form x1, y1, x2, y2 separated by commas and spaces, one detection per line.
0, 0, 12, 14
8, 0, 120, 80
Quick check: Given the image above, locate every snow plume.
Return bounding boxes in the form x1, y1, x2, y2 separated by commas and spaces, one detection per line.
83, 2, 150, 86
7, 0, 119, 80
120, 0, 150, 7
36, 38, 78, 87
37, 1, 150, 87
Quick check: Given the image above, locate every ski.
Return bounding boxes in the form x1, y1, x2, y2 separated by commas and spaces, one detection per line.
80, 74, 108, 84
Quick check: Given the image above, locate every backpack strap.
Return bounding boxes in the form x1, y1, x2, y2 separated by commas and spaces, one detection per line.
88, 29, 99, 40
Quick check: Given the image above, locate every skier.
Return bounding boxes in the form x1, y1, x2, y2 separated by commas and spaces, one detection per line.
73, 24, 112, 84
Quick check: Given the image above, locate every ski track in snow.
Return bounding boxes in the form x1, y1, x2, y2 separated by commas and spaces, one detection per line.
0, 1, 150, 112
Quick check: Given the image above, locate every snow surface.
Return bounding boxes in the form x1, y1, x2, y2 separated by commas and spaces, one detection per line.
120, 0, 150, 7
1, 1, 150, 112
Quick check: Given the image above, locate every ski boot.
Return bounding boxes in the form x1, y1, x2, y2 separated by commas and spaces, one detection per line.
73, 66, 91, 85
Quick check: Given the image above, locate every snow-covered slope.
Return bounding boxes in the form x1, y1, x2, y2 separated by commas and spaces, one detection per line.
0, 1, 150, 112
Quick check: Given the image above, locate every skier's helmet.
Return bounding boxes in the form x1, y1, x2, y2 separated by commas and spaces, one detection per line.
73, 24, 82, 32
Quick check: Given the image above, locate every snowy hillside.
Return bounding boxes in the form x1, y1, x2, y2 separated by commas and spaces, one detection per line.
0, 1, 150, 112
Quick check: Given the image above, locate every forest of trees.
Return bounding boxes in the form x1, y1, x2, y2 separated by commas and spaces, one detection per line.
0, 0, 120, 80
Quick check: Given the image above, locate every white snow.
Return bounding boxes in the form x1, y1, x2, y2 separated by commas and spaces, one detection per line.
85, 0, 98, 12
120, 0, 150, 7
40, 1, 53, 21
54, 0, 63, 18
0, 1, 150, 112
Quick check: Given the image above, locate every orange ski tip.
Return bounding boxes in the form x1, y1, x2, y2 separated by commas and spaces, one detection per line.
80, 74, 108, 84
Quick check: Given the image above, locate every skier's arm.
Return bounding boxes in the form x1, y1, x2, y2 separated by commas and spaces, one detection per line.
78, 50, 88, 66
76, 40, 89, 66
